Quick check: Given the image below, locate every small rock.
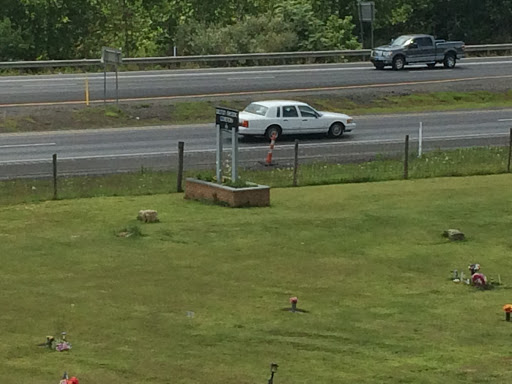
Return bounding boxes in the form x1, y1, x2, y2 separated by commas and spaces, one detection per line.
443, 229, 465, 241
137, 209, 159, 223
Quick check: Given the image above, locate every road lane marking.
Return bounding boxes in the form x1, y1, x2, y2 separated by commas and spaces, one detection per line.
227, 76, 276, 80
498, 118, 512, 121
1, 58, 512, 85
0, 133, 507, 165
3, 73, 512, 108
0, 142, 56, 149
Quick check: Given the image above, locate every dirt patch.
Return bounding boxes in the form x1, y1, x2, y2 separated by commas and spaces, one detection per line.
0, 103, 177, 132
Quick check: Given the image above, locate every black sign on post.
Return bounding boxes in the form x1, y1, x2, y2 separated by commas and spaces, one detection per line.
358, 1, 376, 48
101, 47, 123, 106
215, 107, 239, 130
215, 106, 240, 183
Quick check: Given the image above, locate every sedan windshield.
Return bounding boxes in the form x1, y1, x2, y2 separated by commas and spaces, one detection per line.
244, 103, 269, 116
390, 36, 412, 47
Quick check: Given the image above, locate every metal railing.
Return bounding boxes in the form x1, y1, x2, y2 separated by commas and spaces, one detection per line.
1, 44, 511, 70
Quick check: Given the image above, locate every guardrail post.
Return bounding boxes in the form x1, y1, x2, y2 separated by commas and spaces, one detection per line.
177, 141, 184, 192
404, 135, 409, 180
293, 139, 299, 187
507, 128, 512, 173
52, 154, 58, 199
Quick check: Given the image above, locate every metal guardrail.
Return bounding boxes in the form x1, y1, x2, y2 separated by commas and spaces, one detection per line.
0, 44, 511, 69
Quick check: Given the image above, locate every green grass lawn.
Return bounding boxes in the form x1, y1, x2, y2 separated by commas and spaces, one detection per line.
2, 90, 512, 132
1, 174, 512, 383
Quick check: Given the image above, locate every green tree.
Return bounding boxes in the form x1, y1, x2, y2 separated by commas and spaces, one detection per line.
0, 17, 28, 60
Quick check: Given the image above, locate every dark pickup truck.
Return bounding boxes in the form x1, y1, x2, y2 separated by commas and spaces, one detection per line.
370, 34, 465, 70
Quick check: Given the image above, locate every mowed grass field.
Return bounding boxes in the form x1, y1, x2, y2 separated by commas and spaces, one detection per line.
1, 175, 512, 383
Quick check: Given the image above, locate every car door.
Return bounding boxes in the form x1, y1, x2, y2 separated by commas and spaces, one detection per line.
417, 37, 435, 62
298, 105, 324, 133
406, 38, 421, 63
280, 105, 301, 134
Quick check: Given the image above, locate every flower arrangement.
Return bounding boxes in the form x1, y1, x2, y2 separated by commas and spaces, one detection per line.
289, 297, 298, 312
503, 304, 512, 321
41, 332, 72, 352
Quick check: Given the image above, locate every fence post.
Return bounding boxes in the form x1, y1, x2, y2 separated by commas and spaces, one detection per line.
177, 141, 184, 192
403, 135, 409, 180
52, 153, 58, 199
507, 128, 512, 173
293, 139, 299, 187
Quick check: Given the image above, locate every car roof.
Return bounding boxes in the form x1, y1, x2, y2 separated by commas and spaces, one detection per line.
248, 100, 310, 108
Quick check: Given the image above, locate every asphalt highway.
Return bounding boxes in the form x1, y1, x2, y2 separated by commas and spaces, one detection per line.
1, 109, 510, 179
1, 57, 512, 106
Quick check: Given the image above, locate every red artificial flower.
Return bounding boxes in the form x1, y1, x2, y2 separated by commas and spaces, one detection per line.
289, 297, 298, 304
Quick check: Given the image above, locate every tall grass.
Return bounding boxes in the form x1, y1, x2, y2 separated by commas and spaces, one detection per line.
0, 146, 510, 206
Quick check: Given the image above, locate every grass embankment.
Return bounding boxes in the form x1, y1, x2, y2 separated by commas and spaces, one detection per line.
1, 90, 512, 132
0, 175, 511, 383
1, 146, 509, 206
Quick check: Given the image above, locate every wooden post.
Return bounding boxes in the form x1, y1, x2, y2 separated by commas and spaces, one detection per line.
507, 128, 512, 173
293, 139, 299, 187
177, 141, 184, 192
404, 135, 409, 180
52, 154, 58, 200
85, 77, 90, 106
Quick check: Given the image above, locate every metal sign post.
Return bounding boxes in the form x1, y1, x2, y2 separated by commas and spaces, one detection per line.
216, 125, 223, 183
358, 1, 376, 48
215, 107, 239, 184
101, 47, 123, 105
231, 125, 239, 181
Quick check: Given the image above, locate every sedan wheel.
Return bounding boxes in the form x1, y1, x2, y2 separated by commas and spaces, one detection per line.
265, 125, 281, 141
328, 123, 345, 138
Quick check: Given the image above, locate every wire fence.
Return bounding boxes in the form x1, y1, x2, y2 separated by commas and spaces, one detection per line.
0, 130, 511, 205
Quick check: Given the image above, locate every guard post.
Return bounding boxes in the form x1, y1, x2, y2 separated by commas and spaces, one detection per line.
101, 47, 123, 105
215, 107, 239, 184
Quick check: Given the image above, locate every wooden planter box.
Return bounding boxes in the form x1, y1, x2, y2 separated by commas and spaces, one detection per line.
185, 178, 270, 207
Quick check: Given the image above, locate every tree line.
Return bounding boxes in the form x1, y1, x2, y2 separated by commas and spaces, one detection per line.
1, 0, 510, 61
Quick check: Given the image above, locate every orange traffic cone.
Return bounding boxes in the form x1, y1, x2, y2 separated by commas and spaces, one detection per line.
265, 132, 277, 165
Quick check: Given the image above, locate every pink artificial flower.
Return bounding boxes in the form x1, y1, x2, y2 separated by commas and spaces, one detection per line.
289, 297, 298, 304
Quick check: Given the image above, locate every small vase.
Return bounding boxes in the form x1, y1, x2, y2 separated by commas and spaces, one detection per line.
506, 312, 511, 322
291, 302, 297, 312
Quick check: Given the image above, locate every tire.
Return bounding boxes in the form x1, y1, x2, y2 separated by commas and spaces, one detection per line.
374, 63, 385, 70
392, 56, 405, 70
265, 125, 281, 141
328, 122, 345, 138
443, 53, 456, 68
427, 63, 436, 69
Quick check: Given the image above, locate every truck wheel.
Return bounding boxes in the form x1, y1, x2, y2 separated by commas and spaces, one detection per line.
374, 63, 385, 70
427, 63, 436, 69
392, 56, 405, 70
443, 53, 456, 69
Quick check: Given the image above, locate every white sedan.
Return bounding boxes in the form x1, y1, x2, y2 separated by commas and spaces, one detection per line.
238, 100, 355, 140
